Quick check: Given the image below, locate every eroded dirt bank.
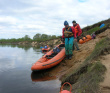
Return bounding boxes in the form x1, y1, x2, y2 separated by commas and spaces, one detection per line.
100, 54, 110, 93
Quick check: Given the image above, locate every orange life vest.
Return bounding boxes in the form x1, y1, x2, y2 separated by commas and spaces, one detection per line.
64, 27, 73, 38
74, 24, 78, 34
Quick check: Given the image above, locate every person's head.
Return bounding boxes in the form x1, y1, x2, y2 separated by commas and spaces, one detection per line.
64, 21, 69, 28
72, 20, 76, 25
44, 45, 47, 49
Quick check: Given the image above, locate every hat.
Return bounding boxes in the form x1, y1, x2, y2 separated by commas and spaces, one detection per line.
64, 21, 69, 25
72, 20, 76, 23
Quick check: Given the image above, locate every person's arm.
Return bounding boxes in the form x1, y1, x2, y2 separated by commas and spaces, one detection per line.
62, 28, 65, 38
77, 24, 82, 36
61, 28, 65, 43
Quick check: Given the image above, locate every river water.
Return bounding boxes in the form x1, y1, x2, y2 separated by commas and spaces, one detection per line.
0, 45, 61, 93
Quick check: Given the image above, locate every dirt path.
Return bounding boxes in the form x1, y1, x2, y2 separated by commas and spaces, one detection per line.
100, 54, 110, 93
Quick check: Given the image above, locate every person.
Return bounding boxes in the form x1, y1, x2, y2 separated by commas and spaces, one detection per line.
60, 36, 65, 43
91, 32, 96, 39
44, 45, 48, 49
47, 45, 49, 47
72, 20, 82, 51
62, 21, 76, 60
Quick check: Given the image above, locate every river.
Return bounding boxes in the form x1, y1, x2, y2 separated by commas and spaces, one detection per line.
0, 45, 61, 93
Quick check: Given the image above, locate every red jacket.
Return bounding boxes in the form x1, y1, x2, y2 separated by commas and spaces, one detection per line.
62, 26, 76, 38
73, 24, 82, 36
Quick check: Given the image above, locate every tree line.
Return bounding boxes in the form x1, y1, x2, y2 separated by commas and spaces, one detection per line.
0, 33, 60, 43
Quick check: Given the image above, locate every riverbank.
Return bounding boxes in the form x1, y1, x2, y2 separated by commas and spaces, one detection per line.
0, 38, 61, 48
18, 38, 61, 47
40, 28, 110, 93
59, 29, 110, 93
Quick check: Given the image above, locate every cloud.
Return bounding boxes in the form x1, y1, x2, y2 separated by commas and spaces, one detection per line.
0, 16, 19, 25
78, 0, 88, 2
0, 0, 110, 39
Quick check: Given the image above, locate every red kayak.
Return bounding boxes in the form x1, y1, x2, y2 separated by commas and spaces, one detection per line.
31, 43, 65, 71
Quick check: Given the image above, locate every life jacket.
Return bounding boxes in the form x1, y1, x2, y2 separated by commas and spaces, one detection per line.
64, 27, 73, 38
74, 24, 79, 34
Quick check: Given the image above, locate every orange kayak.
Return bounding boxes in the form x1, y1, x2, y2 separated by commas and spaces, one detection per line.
31, 43, 65, 71
79, 35, 92, 44
42, 47, 50, 52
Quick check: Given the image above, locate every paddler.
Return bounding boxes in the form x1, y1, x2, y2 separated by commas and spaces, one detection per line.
62, 21, 76, 60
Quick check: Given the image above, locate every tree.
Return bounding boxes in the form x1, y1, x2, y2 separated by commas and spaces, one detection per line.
41, 34, 48, 39
51, 35, 56, 39
48, 35, 52, 40
33, 33, 41, 40
23, 35, 31, 41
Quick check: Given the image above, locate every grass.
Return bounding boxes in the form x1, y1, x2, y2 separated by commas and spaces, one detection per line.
83, 26, 100, 35
84, 37, 110, 63
61, 37, 110, 93
72, 61, 106, 93
82, 24, 108, 35
82, 18, 110, 35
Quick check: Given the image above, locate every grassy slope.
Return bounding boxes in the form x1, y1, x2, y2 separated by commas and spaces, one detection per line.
61, 37, 110, 93
82, 24, 109, 36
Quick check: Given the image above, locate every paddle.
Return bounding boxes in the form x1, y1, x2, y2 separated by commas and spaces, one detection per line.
40, 46, 44, 48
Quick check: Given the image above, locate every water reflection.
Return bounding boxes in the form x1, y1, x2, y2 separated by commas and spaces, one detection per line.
0, 44, 41, 52
0, 44, 17, 47
0, 45, 60, 93
0, 44, 31, 50
33, 47, 42, 52
31, 71, 56, 82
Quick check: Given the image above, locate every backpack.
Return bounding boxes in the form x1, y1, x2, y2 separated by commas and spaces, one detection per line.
53, 47, 60, 54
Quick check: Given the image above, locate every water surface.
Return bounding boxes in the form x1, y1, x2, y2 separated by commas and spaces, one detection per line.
0, 45, 60, 93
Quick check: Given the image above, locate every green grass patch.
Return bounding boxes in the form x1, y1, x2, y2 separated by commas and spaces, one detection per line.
82, 24, 108, 35
83, 26, 100, 35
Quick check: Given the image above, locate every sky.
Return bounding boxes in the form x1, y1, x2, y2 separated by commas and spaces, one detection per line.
0, 0, 110, 39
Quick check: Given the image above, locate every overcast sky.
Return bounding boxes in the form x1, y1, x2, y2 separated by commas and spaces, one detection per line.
0, 0, 110, 39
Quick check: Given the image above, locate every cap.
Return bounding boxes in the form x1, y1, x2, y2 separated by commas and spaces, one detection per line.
64, 21, 69, 25
72, 20, 76, 23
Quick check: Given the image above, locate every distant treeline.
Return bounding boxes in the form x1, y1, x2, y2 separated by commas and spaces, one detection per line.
0, 33, 61, 43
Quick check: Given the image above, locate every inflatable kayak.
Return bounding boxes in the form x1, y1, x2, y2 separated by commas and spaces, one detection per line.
42, 47, 50, 52
79, 35, 92, 44
31, 43, 65, 71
